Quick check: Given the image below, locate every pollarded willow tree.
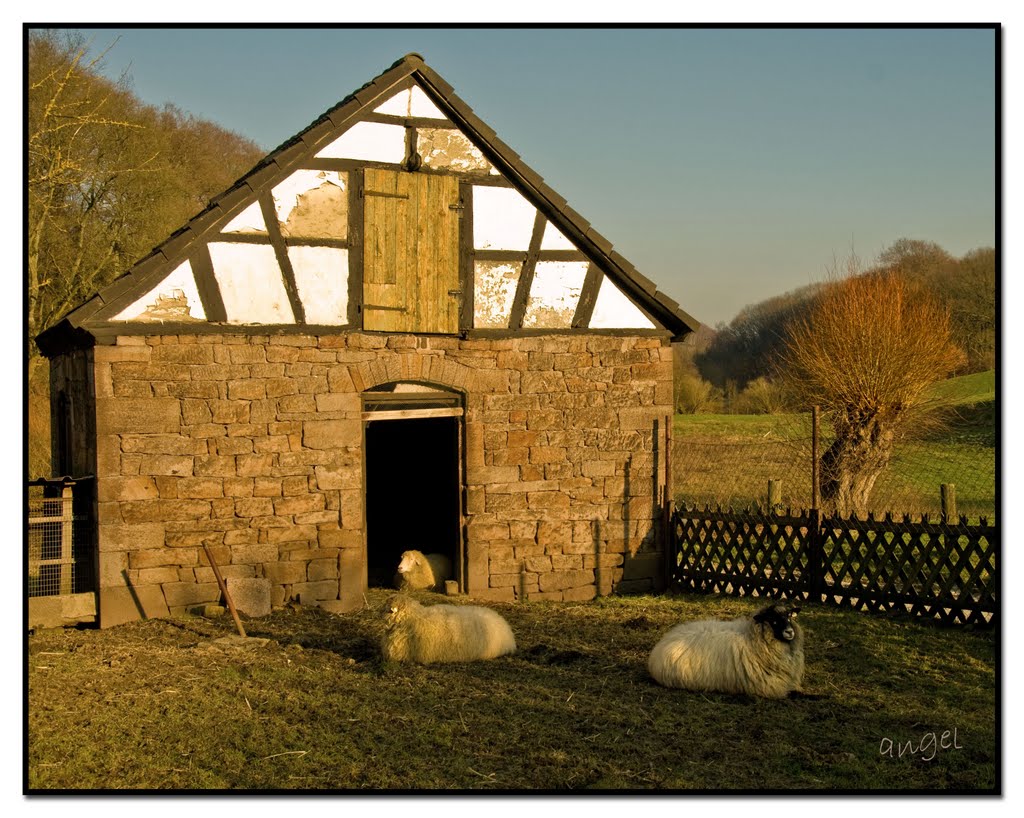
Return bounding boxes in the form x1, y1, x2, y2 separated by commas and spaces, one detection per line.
778, 269, 963, 517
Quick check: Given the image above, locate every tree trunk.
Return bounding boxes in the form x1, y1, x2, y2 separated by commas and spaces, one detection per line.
819, 411, 897, 517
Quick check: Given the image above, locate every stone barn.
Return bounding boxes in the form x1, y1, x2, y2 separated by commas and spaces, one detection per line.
36, 53, 698, 626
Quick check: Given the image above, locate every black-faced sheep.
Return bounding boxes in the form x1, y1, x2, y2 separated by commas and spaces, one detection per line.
380, 595, 517, 664
647, 602, 804, 698
393, 550, 452, 592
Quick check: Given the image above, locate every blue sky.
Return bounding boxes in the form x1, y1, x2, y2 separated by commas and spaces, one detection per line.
43, 25, 997, 328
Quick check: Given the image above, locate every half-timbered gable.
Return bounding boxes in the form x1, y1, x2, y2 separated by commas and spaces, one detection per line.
40, 54, 694, 346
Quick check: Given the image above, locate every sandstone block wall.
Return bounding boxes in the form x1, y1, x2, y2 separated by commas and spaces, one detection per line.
79, 331, 673, 625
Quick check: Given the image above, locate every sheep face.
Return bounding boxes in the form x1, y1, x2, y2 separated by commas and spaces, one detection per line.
396, 551, 420, 576
753, 603, 801, 643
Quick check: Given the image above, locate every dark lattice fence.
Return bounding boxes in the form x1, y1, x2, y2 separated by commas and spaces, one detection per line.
670, 504, 996, 626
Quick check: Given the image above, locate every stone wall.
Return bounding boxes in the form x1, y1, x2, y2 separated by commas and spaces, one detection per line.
86, 331, 674, 626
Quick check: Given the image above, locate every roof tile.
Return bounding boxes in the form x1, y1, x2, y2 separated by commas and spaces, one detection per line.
584, 228, 614, 256
561, 206, 590, 233
299, 118, 337, 151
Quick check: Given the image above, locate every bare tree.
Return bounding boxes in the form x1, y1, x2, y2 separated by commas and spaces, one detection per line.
26, 30, 263, 477
778, 261, 963, 516
27, 30, 264, 366
27, 32, 144, 374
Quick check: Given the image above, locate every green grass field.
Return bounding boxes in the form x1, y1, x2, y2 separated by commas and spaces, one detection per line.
27, 589, 996, 791
674, 372, 996, 520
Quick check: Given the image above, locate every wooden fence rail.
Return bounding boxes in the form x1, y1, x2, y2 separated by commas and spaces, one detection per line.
670, 504, 997, 626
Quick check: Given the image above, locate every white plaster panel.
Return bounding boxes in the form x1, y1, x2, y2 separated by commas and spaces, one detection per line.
222, 201, 266, 234
208, 243, 295, 324
272, 170, 346, 225
316, 122, 406, 163
409, 86, 446, 118
589, 277, 656, 329
113, 260, 206, 322
473, 261, 522, 329
287, 246, 349, 325
522, 261, 588, 329
373, 90, 412, 116
472, 186, 537, 250
540, 221, 577, 251
372, 87, 446, 120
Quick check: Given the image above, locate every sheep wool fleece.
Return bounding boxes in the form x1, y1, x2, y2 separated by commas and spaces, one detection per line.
648, 609, 804, 698
381, 595, 517, 664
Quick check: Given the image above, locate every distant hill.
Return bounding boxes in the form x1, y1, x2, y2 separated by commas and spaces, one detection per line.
694, 240, 995, 392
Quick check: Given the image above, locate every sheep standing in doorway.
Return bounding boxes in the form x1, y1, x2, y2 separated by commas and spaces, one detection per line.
380, 595, 517, 664
647, 602, 805, 698
393, 550, 452, 592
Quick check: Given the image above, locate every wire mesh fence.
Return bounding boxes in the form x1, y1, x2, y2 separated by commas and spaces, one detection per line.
672, 413, 996, 522
27, 478, 95, 598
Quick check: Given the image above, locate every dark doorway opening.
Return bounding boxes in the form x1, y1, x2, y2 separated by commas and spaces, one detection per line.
365, 416, 461, 588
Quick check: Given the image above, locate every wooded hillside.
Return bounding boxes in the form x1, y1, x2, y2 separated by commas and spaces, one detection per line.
28, 30, 266, 475
687, 240, 995, 403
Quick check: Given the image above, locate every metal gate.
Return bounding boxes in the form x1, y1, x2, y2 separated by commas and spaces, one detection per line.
27, 476, 97, 627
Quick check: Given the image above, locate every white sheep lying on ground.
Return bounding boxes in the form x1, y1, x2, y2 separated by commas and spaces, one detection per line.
647, 602, 804, 698
380, 595, 517, 664
393, 550, 452, 592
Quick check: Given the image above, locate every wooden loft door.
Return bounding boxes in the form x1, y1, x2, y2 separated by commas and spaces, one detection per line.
362, 169, 460, 334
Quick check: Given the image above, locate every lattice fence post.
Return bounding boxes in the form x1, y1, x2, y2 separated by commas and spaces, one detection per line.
768, 479, 782, 514
941, 483, 957, 523
807, 507, 824, 603
808, 407, 824, 603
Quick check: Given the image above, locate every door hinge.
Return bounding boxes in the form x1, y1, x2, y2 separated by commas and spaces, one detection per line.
448, 289, 463, 297
448, 203, 465, 211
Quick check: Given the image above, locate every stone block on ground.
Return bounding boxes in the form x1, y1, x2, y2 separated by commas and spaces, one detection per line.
99, 585, 170, 628
225, 577, 272, 617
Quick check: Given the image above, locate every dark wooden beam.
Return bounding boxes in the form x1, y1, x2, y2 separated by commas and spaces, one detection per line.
259, 193, 306, 325
85, 322, 357, 339
361, 112, 454, 129
474, 249, 588, 263
572, 263, 603, 329
191, 244, 227, 323
459, 181, 474, 331
347, 169, 365, 328
213, 232, 350, 250
302, 157, 515, 188
506, 211, 547, 330
463, 327, 672, 340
